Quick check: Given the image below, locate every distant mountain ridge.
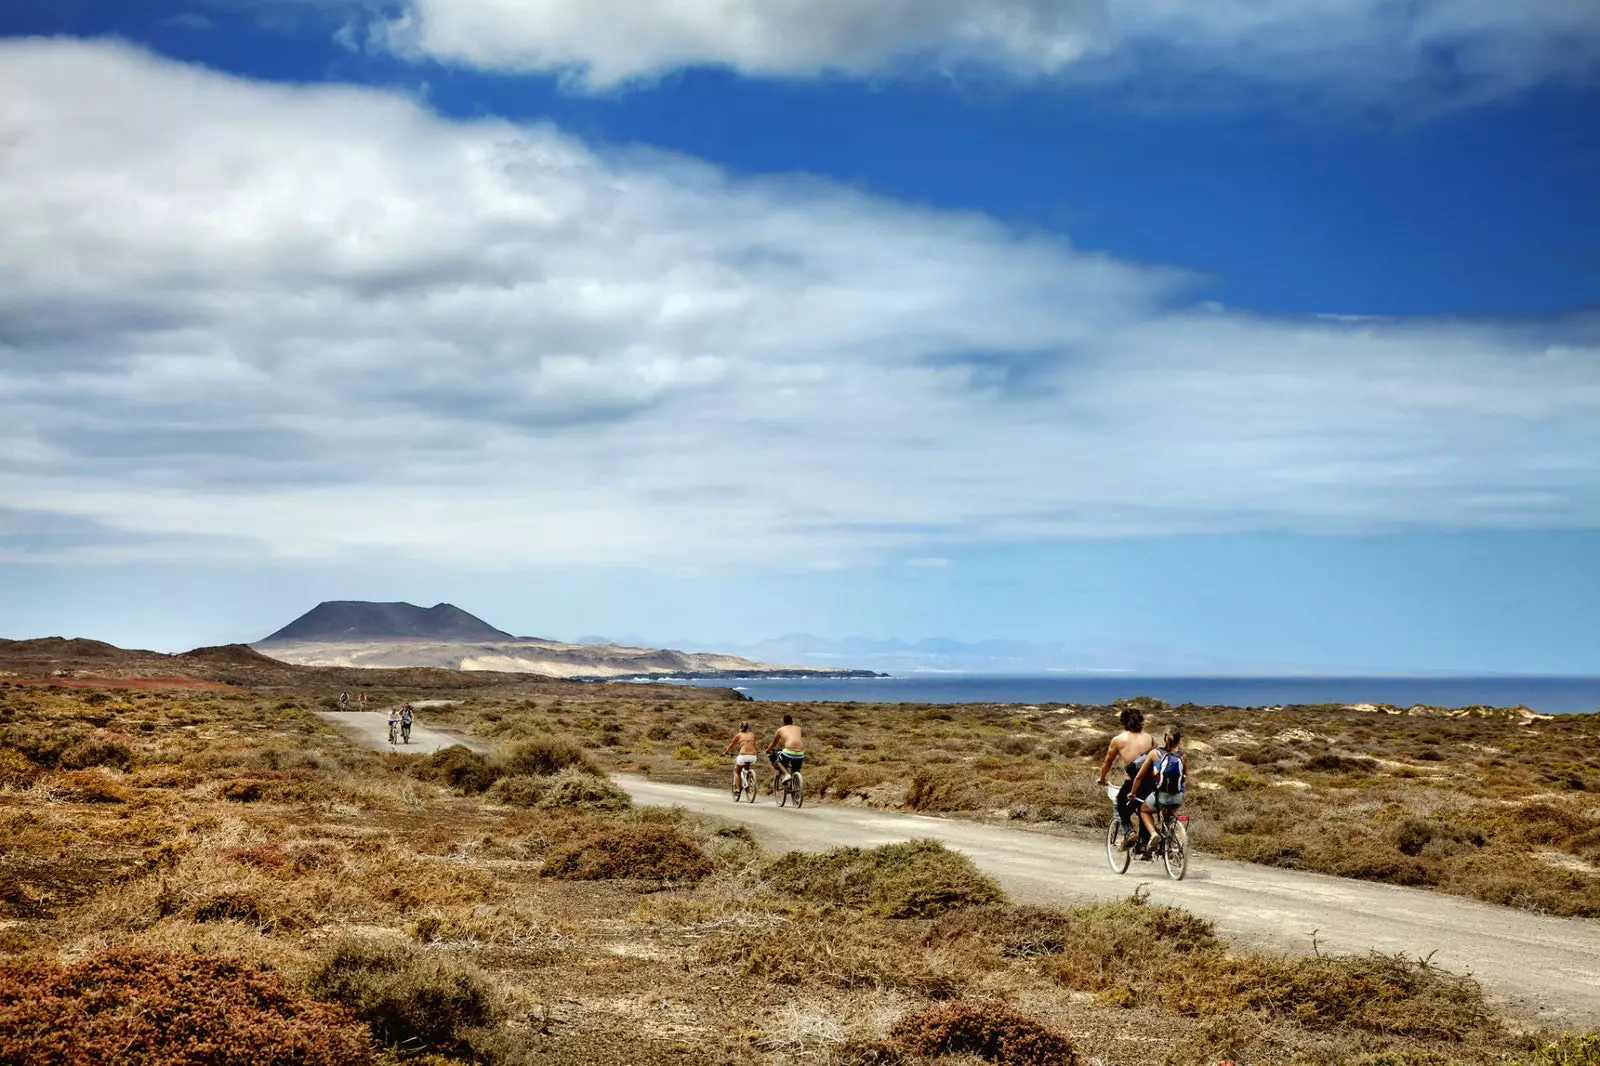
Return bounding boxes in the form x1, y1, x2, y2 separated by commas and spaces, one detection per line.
260, 601, 514, 644
251, 602, 877, 680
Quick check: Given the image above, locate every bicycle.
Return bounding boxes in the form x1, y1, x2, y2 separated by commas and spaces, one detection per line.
730, 761, 757, 802
1104, 784, 1187, 880
773, 765, 804, 809
387, 719, 400, 745
400, 719, 412, 744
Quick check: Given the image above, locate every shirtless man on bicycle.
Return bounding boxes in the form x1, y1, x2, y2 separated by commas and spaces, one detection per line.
1096, 707, 1156, 850
722, 721, 760, 792
766, 714, 805, 785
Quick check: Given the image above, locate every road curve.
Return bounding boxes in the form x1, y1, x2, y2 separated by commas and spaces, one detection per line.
619, 776, 1600, 1028
310, 715, 1600, 1027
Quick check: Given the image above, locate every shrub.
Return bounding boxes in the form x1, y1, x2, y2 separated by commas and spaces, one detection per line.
541, 822, 711, 882
762, 840, 1005, 918
701, 921, 965, 997
927, 904, 1077, 959
1304, 753, 1379, 774
889, 1001, 1077, 1066
486, 774, 549, 807
413, 746, 502, 794
224, 842, 288, 868
216, 779, 268, 802
0, 749, 39, 788
535, 767, 632, 813
905, 768, 989, 812
504, 735, 597, 777
54, 768, 130, 803
0, 950, 370, 1065
1504, 1033, 1600, 1066
59, 735, 135, 771
304, 937, 499, 1058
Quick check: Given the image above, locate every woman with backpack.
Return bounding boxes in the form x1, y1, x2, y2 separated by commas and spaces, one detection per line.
1130, 727, 1186, 857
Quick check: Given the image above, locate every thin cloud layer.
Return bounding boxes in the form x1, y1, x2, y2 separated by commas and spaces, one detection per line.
2, 39, 1597, 569
369, 0, 1600, 102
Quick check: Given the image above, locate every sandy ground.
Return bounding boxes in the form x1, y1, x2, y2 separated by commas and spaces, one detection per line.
313, 714, 1600, 1027
315, 710, 493, 755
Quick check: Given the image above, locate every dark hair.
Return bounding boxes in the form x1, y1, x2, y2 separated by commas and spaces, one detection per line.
782, 714, 794, 726
1118, 707, 1145, 732
1164, 727, 1182, 748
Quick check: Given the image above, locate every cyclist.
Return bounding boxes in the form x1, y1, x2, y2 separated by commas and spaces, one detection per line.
1096, 706, 1156, 851
338, 691, 350, 709
722, 721, 760, 793
766, 714, 805, 789
1130, 727, 1186, 857
387, 707, 401, 744
400, 703, 414, 743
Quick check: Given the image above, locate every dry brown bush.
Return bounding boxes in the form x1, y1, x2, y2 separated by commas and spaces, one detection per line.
540, 821, 712, 882
304, 937, 503, 1059
700, 918, 968, 997
762, 840, 1005, 918
58, 735, 136, 771
889, 1001, 1077, 1066
1041, 892, 1496, 1041
926, 903, 1077, 959
0, 949, 371, 1065
905, 767, 990, 812
503, 734, 599, 777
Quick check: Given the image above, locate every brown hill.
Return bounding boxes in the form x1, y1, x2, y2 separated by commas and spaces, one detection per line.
0, 637, 742, 702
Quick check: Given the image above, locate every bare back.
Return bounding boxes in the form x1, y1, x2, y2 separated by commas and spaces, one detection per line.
729, 730, 758, 755
1110, 729, 1154, 769
773, 723, 804, 753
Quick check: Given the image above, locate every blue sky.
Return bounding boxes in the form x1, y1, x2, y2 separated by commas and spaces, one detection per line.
1, 1, 1598, 672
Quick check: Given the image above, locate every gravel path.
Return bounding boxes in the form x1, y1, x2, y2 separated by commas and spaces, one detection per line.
315, 710, 492, 755
312, 714, 1600, 1027
620, 776, 1600, 1028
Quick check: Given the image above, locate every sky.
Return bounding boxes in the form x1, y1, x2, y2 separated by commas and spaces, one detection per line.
1, 1, 1598, 673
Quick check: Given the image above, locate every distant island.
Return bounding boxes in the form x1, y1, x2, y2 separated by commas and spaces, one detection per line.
252, 601, 880, 680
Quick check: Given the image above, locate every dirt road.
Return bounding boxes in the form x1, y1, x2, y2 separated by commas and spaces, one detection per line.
621, 777, 1600, 1027
314, 710, 492, 755
311, 715, 1600, 1026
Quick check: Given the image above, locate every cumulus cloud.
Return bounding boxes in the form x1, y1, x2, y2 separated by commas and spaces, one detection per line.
360, 0, 1600, 103
1, 39, 1597, 569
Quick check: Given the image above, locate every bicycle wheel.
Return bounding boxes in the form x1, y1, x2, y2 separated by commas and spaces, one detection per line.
1106, 817, 1131, 874
1163, 818, 1188, 881
776, 773, 788, 807
742, 770, 757, 803
791, 772, 804, 809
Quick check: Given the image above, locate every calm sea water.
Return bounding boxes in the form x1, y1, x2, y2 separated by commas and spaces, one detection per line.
666, 675, 1600, 714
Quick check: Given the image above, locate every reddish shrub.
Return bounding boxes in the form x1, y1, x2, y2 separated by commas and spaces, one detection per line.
223, 842, 288, 868
0, 950, 372, 1065
890, 1001, 1077, 1066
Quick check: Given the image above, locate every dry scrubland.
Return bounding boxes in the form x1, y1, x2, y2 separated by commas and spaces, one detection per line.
432, 693, 1600, 919
1, 680, 1598, 1066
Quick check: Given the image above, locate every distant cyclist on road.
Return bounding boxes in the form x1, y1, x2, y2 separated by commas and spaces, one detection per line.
722, 721, 760, 793
1096, 706, 1156, 851
766, 714, 805, 790
400, 703, 414, 743
387, 707, 401, 744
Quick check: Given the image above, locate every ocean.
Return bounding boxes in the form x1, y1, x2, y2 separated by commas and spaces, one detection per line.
665, 674, 1600, 714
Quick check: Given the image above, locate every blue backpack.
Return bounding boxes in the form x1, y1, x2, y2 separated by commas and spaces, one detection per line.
1154, 749, 1185, 796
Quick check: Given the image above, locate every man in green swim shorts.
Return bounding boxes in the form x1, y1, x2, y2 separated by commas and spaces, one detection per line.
766, 713, 805, 785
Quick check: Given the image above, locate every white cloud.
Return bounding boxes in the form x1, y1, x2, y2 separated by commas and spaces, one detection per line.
364, 0, 1600, 103
1, 40, 1598, 570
